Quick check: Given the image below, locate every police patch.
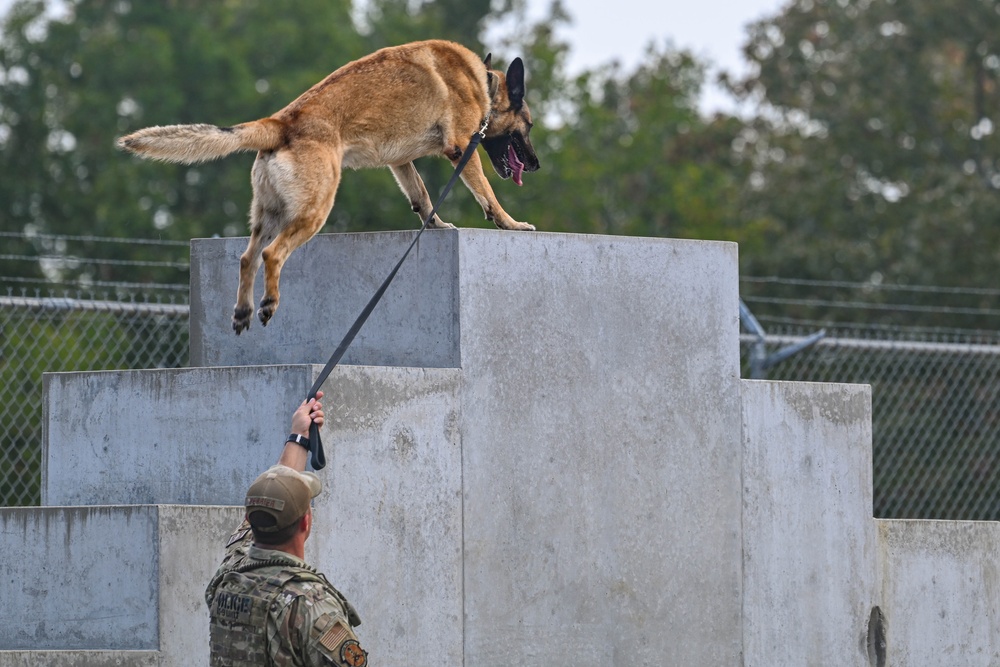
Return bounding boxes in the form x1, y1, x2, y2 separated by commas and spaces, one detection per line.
340, 639, 367, 666
215, 591, 253, 625
319, 620, 349, 651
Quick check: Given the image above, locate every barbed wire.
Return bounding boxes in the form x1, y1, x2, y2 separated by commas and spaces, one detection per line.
741, 275, 1000, 297
0, 230, 190, 247
0, 253, 189, 270
743, 295, 1000, 318
2, 275, 189, 293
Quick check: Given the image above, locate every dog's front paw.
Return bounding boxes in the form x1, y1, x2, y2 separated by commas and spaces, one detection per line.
490, 214, 535, 232
258, 295, 278, 327
233, 304, 253, 335
429, 218, 456, 229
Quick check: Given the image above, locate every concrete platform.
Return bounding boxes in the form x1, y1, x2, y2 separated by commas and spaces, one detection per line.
39, 231, 746, 665
6, 230, 1000, 665
0, 504, 242, 665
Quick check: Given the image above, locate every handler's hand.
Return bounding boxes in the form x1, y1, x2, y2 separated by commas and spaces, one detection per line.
291, 391, 324, 437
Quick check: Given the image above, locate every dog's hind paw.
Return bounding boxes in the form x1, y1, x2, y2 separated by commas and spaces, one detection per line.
258, 295, 278, 327
233, 305, 253, 335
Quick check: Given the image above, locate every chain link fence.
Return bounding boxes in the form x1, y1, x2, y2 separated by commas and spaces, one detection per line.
741, 320, 1000, 521
2, 282, 999, 520
0, 290, 188, 506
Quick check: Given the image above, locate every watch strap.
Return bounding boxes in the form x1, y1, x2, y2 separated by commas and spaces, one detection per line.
286, 433, 310, 451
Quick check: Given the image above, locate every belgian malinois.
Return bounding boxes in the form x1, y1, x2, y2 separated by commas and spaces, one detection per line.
117, 40, 540, 334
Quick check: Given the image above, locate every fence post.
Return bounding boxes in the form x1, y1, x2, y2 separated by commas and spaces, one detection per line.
739, 299, 826, 379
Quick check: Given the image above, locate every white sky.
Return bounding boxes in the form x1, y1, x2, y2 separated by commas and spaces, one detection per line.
524, 0, 787, 114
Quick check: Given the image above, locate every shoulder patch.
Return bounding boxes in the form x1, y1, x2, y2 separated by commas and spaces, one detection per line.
340, 639, 368, 666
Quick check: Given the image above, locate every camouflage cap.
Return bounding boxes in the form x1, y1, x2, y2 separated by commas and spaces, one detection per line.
245, 465, 322, 533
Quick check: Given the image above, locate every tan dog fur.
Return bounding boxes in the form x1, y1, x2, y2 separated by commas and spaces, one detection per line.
117, 40, 540, 334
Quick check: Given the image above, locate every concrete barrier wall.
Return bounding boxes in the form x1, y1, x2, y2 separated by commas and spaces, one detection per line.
9, 231, 1000, 664
0, 506, 160, 650
453, 233, 744, 665
39, 364, 464, 666
189, 232, 462, 369
877, 519, 1000, 665
43, 365, 321, 506
741, 380, 879, 666
0, 504, 241, 666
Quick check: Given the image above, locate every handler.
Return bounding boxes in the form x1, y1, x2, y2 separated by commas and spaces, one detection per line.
205, 391, 367, 666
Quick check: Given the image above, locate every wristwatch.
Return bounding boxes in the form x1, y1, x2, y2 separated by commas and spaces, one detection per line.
287, 433, 310, 450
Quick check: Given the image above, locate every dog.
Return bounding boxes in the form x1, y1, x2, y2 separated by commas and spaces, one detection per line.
117, 40, 540, 334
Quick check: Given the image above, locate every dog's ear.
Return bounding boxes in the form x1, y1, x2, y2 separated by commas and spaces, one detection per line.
486, 71, 499, 99
483, 52, 492, 69
506, 57, 525, 108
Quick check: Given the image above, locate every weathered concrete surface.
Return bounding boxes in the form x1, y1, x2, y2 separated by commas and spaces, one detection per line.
158, 505, 246, 665
0, 504, 241, 666
43, 365, 321, 505
741, 380, 879, 666
16, 230, 1000, 664
877, 519, 1000, 666
0, 651, 160, 666
44, 231, 745, 664
0, 506, 159, 650
190, 232, 461, 369
311, 365, 464, 667
455, 233, 744, 665
40, 364, 463, 666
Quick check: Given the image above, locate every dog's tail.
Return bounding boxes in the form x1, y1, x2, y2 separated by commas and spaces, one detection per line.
116, 118, 285, 164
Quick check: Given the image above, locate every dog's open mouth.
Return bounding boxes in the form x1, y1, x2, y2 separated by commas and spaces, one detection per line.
483, 133, 536, 186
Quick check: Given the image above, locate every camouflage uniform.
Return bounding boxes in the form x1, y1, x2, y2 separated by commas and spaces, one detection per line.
206, 519, 366, 666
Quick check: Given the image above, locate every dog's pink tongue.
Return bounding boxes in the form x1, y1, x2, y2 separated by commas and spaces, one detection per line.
508, 143, 524, 186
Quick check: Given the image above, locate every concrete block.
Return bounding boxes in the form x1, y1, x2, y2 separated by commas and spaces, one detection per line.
43, 365, 320, 506
158, 505, 246, 666
41, 364, 464, 665
0, 504, 242, 666
190, 232, 461, 368
40, 231, 749, 664
877, 519, 1000, 665
741, 380, 878, 666
455, 233, 744, 665
189, 230, 743, 374
0, 651, 160, 666
0, 506, 159, 651
309, 365, 464, 666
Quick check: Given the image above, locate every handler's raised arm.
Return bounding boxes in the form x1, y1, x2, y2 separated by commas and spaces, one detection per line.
278, 391, 325, 473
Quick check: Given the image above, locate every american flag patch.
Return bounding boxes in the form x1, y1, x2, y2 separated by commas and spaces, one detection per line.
319, 620, 350, 651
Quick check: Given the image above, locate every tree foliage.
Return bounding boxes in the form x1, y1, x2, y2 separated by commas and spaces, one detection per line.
7, 0, 1000, 330
730, 0, 1000, 324
516, 47, 749, 243
0, 0, 744, 291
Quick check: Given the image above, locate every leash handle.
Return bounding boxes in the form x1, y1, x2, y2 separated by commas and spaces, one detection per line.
305, 131, 485, 470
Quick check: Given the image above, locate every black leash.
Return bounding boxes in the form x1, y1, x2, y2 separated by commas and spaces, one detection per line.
304, 122, 488, 470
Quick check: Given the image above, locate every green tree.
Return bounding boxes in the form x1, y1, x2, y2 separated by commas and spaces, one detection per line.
1, 0, 752, 291
729, 0, 1000, 326
510, 43, 751, 244
0, 0, 371, 287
